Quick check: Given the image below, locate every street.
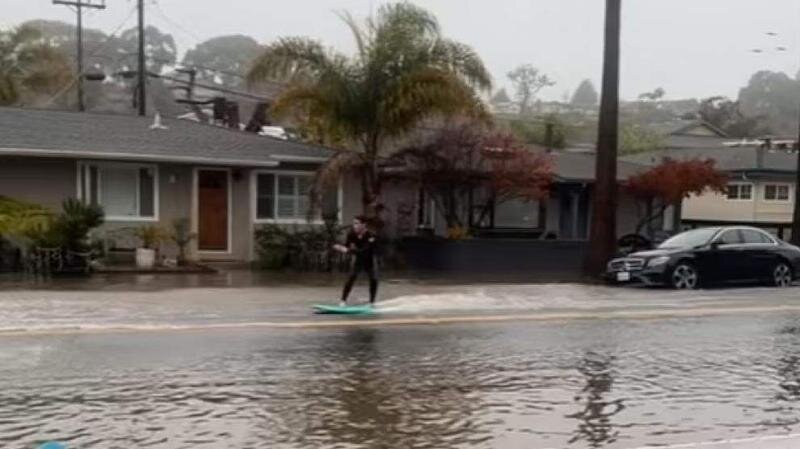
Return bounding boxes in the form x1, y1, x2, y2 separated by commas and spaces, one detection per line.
1, 278, 800, 448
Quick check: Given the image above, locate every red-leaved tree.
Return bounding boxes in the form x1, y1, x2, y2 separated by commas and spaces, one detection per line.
625, 158, 728, 235
391, 123, 553, 231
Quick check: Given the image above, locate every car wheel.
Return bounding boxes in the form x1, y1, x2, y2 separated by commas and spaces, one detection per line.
670, 262, 699, 290
772, 262, 793, 288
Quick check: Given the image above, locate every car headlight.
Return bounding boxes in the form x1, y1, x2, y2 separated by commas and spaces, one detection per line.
648, 256, 670, 267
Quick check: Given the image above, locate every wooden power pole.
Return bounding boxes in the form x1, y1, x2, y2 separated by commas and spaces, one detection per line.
137, 0, 147, 116
585, 0, 622, 277
53, 0, 106, 112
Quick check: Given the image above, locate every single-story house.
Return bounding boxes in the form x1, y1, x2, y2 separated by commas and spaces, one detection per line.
0, 107, 360, 263
381, 149, 659, 241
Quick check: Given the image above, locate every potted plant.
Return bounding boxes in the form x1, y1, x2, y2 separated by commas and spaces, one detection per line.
133, 224, 166, 268
169, 218, 197, 266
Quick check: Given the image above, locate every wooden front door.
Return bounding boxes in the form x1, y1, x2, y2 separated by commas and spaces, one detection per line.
198, 170, 229, 251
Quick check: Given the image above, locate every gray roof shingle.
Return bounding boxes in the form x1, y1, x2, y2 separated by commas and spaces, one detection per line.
623, 146, 798, 173
0, 107, 333, 166
552, 151, 648, 181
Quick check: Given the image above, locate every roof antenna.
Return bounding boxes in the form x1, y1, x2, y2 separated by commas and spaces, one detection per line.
149, 110, 168, 130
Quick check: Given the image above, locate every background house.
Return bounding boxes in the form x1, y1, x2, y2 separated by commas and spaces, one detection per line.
625, 124, 799, 240
380, 150, 656, 242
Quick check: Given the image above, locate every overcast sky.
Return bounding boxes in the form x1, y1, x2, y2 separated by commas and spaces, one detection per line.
4, 0, 800, 101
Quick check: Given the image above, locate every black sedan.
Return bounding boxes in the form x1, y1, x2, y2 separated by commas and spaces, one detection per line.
606, 227, 800, 289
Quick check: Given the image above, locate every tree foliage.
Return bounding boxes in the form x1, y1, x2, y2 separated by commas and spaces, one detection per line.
571, 79, 598, 107
626, 158, 727, 234
0, 25, 73, 106
247, 2, 492, 220
19, 20, 180, 112
638, 87, 665, 102
183, 35, 262, 86
391, 122, 553, 229
507, 64, 554, 115
698, 96, 770, 138
506, 115, 568, 149
738, 70, 800, 135
490, 87, 511, 104
619, 124, 665, 155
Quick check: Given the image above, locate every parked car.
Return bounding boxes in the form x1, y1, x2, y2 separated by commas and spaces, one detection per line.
606, 226, 800, 289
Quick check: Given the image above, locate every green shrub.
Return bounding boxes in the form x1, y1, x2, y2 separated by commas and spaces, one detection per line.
133, 224, 168, 250
254, 215, 346, 271
254, 224, 290, 269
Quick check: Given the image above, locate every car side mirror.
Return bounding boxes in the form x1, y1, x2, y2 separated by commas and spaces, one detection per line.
709, 241, 721, 250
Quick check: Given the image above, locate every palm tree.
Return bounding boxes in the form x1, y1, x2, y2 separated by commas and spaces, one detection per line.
0, 25, 72, 106
585, 0, 622, 277
246, 2, 492, 220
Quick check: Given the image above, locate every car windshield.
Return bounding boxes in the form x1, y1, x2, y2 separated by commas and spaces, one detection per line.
658, 228, 719, 249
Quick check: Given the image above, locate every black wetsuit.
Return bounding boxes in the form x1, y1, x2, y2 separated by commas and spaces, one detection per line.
341, 230, 379, 304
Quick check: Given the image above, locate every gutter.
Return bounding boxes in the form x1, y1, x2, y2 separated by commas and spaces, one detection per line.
0, 147, 279, 167
271, 154, 330, 163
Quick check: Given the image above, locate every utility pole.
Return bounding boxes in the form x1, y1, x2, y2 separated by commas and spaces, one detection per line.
53, 0, 106, 112
137, 0, 147, 116
791, 112, 800, 244
585, 0, 622, 277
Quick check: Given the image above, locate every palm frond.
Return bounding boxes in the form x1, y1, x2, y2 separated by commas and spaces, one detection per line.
379, 68, 489, 137
431, 39, 493, 91
337, 10, 369, 60
373, 2, 440, 39
246, 37, 343, 87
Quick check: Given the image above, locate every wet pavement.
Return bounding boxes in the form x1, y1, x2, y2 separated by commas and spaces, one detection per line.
2, 272, 800, 448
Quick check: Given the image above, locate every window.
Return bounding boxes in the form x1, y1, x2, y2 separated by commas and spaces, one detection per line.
741, 229, 775, 244
726, 183, 752, 200
417, 189, 436, 229
78, 162, 157, 220
255, 172, 337, 222
764, 184, 790, 202
716, 230, 742, 245
494, 198, 541, 229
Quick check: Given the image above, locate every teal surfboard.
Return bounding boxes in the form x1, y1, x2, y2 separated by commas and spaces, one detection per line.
313, 304, 375, 315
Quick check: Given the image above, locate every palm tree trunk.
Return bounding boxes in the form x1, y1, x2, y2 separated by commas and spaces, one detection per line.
585, 0, 622, 277
792, 132, 800, 244
360, 140, 383, 222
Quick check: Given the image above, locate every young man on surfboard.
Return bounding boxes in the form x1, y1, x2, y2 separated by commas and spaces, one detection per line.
333, 216, 379, 307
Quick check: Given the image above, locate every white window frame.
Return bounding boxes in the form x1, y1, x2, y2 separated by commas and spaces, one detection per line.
417, 189, 437, 229
251, 170, 340, 225
76, 161, 159, 222
762, 183, 792, 203
725, 182, 753, 202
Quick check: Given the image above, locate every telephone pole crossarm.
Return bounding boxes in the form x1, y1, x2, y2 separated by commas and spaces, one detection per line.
52, 0, 106, 112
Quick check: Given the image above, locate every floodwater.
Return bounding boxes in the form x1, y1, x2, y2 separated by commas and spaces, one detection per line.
2, 274, 800, 448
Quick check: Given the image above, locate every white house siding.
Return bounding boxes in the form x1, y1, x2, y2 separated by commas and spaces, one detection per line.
683, 181, 796, 224
683, 191, 757, 222
753, 182, 794, 223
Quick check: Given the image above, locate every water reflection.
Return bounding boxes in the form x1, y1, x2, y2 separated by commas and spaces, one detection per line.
249, 328, 491, 448
566, 352, 624, 447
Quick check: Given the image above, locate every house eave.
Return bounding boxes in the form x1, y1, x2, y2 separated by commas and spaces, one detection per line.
0, 147, 280, 167
271, 154, 330, 163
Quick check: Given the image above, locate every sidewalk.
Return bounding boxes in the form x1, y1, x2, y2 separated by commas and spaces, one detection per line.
629, 433, 800, 449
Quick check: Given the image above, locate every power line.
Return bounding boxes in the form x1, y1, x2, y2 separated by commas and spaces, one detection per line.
52, 0, 106, 111
150, 0, 205, 44
42, 5, 139, 108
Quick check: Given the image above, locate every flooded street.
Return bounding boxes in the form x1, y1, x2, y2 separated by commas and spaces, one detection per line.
2, 275, 800, 448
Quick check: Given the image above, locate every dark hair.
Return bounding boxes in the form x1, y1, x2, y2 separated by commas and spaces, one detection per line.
354, 215, 368, 224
